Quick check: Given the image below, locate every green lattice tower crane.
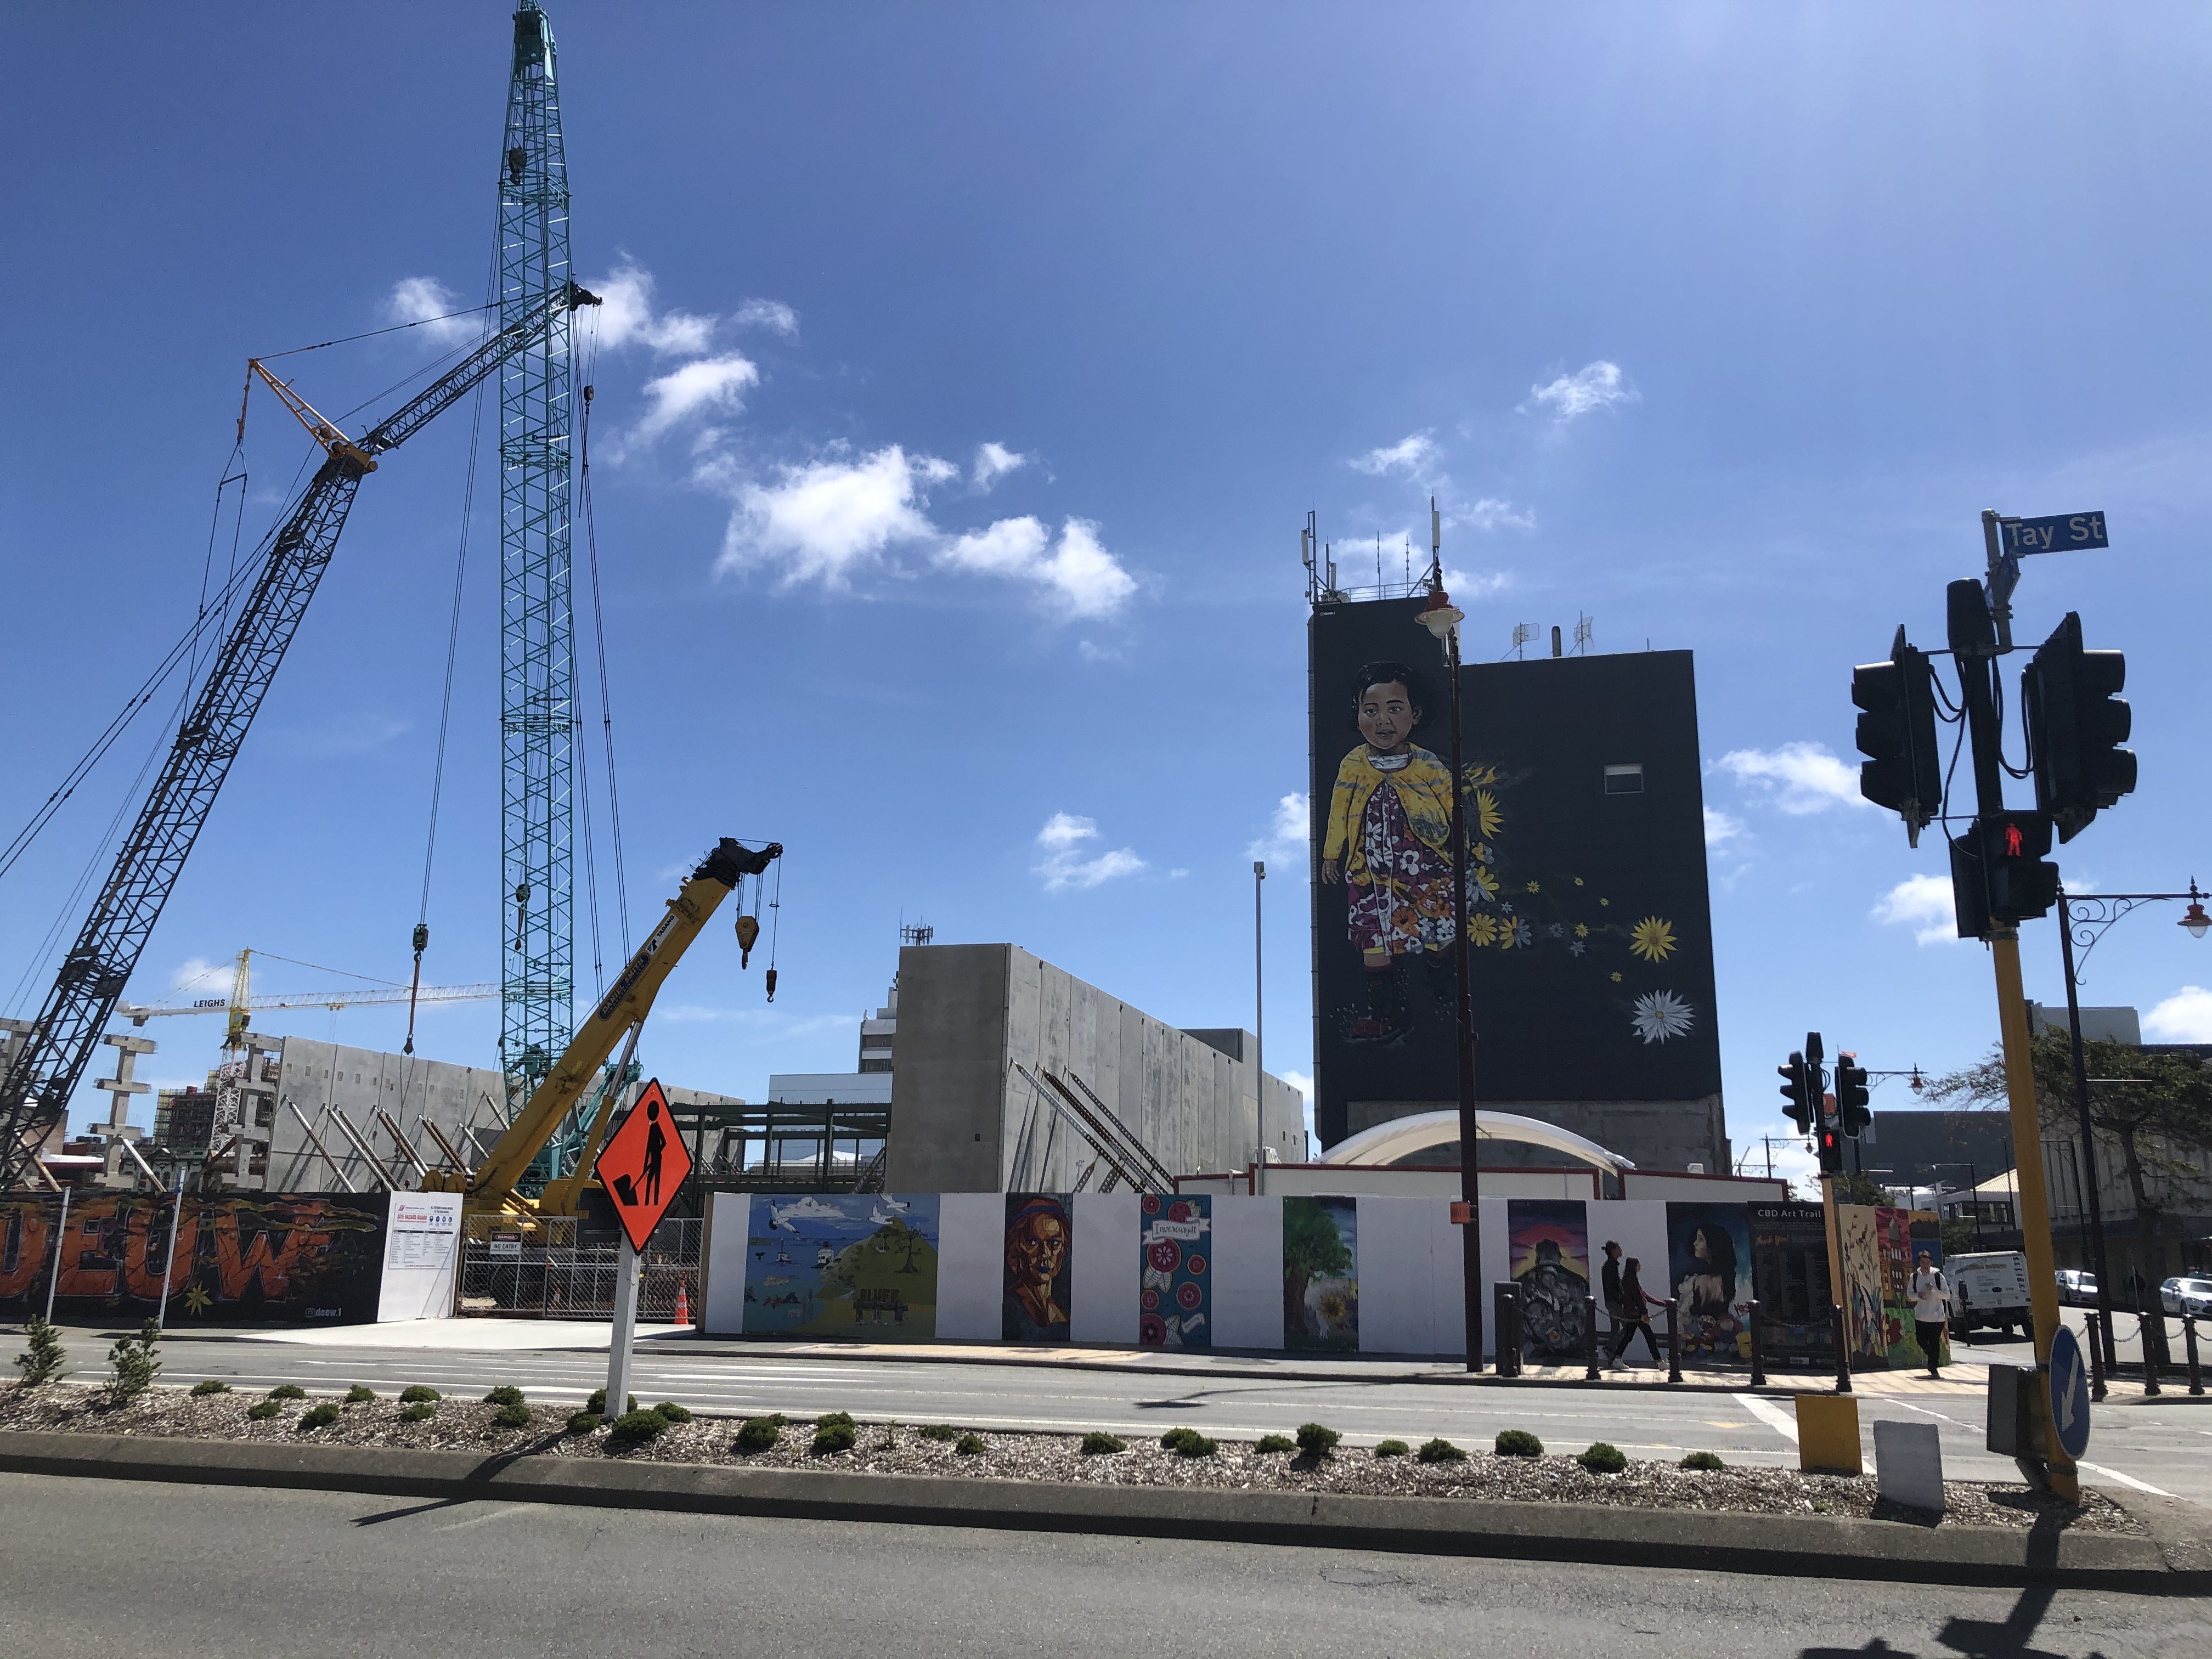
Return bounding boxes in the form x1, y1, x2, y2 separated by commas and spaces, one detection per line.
499, 1, 577, 1165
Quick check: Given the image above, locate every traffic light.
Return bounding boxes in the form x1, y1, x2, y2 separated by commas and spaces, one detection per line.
1816, 1108, 1844, 1175
2023, 611, 2135, 844
1950, 810, 2062, 938
1852, 627, 1943, 846
1778, 1051, 1812, 1134
1834, 1051, 1871, 1138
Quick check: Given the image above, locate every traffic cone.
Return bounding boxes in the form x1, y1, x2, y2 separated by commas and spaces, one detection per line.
674, 1278, 692, 1325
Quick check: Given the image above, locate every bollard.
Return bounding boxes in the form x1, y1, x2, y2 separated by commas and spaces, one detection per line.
1493, 1283, 1520, 1378
2185, 1316, 2203, 1397
1584, 1293, 1602, 1380
1665, 1299, 1683, 1384
1832, 1303, 1854, 1395
2142, 1308, 2163, 1398
1747, 1298, 1768, 1389
2085, 1310, 2107, 1404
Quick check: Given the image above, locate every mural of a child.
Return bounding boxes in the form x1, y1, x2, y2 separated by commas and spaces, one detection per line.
1320, 661, 1458, 1042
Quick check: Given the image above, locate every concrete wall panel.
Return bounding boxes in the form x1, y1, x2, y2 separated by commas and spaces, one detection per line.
1356, 1196, 1438, 1356
702, 1191, 751, 1337
1210, 1194, 1284, 1349
934, 1192, 1005, 1341
1070, 1189, 1140, 1345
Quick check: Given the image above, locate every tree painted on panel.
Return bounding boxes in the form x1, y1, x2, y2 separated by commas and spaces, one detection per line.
1283, 1198, 1353, 1339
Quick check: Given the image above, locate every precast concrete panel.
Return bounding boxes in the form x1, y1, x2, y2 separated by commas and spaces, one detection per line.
702, 1191, 751, 1336
1209, 1194, 1284, 1348
1070, 1189, 1140, 1344
935, 1192, 1005, 1341
1357, 1196, 1441, 1356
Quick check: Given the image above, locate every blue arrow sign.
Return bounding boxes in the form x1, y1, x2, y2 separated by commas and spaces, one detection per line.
2049, 1324, 2091, 1462
2002, 512, 2108, 555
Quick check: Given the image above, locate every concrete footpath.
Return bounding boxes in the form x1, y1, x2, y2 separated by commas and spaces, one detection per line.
0, 1428, 2204, 1592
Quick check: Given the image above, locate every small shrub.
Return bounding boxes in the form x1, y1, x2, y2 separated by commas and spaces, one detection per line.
567, 1411, 602, 1434
190, 1379, 231, 1398
1417, 1437, 1467, 1464
104, 1319, 162, 1406
344, 1386, 375, 1404
733, 1417, 783, 1453
811, 1419, 857, 1454
13, 1316, 65, 1388
482, 1385, 526, 1408
954, 1432, 986, 1455
919, 1423, 960, 1442
1679, 1451, 1726, 1472
653, 1401, 692, 1425
1577, 1441, 1627, 1475
1374, 1439, 1409, 1459
298, 1403, 340, 1430
267, 1384, 307, 1401
398, 1385, 441, 1404
1494, 1429, 1544, 1459
1080, 1431, 1126, 1455
1255, 1434, 1296, 1454
816, 1410, 856, 1432
246, 1401, 283, 1421
1295, 1423, 1340, 1459
586, 1388, 636, 1417
1160, 1427, 1216, 1458
608, 1408, 668, 1446
399, 1403, 437, 1423
492, 1402, 533, 1429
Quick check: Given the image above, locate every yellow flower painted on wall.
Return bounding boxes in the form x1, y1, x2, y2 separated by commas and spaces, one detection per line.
1469, 913, 1499, 947
1610, 971, 1623, 983
1473, 789, 1502, 839
1573, 922, 1589, 939
183, 1280, 212, 1316
1629, 916, 1678, 963
1471, 866, 1499, 900
1525, 879, 1541, 894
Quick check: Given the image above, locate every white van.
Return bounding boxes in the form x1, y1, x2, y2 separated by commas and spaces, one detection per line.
1949, 1251, 2034, 1339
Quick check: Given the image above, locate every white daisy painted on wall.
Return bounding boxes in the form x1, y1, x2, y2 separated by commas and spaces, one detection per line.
1630, 989, 1695, 1045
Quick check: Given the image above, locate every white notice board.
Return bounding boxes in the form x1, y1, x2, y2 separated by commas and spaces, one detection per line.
376, 1194, 464, 1322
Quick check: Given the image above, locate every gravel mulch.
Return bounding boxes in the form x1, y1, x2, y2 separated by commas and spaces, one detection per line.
0, 1381, 2137, 1534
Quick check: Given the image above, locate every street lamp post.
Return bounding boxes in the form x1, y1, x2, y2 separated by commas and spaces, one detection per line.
1417, 499, 1483, 1373
1252, 858, 1266, 1164
2054, 879, 2209, 1370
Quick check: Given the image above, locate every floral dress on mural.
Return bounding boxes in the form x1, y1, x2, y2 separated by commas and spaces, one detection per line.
1323, 744, 1458, 1042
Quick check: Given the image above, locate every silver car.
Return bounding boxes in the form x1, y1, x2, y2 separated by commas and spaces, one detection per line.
2055, 1269, 2100, 1307
2160, 1276, 2212, 1319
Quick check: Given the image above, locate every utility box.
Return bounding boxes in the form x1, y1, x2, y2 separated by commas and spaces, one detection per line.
1986, 1363, 2043, 1458
1872, 1419, 1945, 1513
1795, 1392, 1862, 1476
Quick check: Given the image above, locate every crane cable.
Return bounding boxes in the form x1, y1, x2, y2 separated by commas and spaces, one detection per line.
579, 317, 631, 956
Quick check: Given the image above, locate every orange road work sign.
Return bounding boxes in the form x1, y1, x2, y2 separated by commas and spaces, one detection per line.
594, 1077, 691, 1253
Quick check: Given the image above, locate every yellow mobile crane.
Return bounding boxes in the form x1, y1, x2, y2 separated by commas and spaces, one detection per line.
422, 837, 781, 1224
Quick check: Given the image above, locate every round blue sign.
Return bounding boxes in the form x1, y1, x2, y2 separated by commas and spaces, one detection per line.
2048, 1324, 2091, 1461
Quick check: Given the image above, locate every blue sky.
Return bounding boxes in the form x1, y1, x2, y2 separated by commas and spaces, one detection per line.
7, 6, 2212, 1193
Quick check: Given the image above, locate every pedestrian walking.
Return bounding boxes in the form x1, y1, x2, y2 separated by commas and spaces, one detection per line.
1600, 1240, 1624, 1346
1606, 1255, 1664, 1367
1909, 1250, 1950, 1379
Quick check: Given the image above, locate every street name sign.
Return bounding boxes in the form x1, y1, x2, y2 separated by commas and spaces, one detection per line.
2001, 512, 2108, 556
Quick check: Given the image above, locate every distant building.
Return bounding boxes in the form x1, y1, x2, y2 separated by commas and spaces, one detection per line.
153, 1085, 217, 1157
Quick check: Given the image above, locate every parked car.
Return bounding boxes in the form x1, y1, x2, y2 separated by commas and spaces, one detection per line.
1950, 1251, 2033, 1339
2055, 1269, 2100, 1307
2160, 1277, 2212, 1319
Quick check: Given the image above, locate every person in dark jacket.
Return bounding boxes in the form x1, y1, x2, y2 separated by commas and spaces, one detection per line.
1600, 1240, 1625, 1348
1606, 1256, 1664, 1367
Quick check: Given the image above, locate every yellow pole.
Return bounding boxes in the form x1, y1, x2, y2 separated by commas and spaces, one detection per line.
1990, 932, 2078, 1500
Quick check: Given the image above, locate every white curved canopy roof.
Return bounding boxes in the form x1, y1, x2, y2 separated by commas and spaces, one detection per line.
1319, 1109, 1634, 1174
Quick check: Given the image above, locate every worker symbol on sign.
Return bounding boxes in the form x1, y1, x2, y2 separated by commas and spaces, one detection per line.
593, 1077, 692, 1254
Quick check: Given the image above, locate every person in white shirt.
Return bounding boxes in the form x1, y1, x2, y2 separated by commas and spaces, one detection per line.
1908, 1250, 1951, 1378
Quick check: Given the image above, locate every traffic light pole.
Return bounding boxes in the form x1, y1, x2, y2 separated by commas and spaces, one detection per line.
1951, 579, 2076, 1499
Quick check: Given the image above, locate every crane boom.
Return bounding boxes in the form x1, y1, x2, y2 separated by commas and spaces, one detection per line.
424, 837, 781, 1217
0, 280, 601, 1189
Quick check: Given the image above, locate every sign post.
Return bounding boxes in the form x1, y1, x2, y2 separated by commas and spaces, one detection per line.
592, 1077, 690, 1421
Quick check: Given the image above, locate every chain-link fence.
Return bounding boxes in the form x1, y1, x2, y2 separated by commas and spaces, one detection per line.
456, 1216, 702, 1321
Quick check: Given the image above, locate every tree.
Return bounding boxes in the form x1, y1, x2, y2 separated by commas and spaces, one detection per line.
1922, 1031, 2212, 1281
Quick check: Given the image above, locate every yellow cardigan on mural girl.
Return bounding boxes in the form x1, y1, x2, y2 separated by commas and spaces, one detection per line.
1322, 745, 1457, 881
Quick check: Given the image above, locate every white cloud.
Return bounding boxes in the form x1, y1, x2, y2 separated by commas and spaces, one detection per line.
730, 298, 799, 337
381, 276, 479, 346
972, 442, 1027, 492
635, 354, 761, 442
2145, 986, 2212, 1042
1716, 742, 1872, 815
939, 515, 1136, 618
1872, 873, 1964, 946
1350, 432, 1440, 478
1440, 565, 1514, 599
1459, 499, 1537, 533
718, 444, 946, 588
1034, 812, 1147, 893
1246, 793, 1309, 865
170, 957, 226, 994
590, 262, 719, 356
1522, 360, 1638, 421
1703, 808, 1745, 849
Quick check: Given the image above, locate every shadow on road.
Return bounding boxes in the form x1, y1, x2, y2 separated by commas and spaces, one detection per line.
1799, 1582, 2104, 1659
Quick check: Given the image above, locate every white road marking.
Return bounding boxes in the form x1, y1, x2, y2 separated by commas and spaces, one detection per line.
1735, 1392, 1799, 1443
2076, 1460, 2174, 1497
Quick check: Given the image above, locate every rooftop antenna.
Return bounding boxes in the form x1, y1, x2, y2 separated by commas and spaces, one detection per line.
1403, 536, 1412, 590
1573, 614, 1593, 656
1508, 623, 1535, 660
1300, 512, 1318, 603
1375, 534, 1383, 592
899, 920, 934, 946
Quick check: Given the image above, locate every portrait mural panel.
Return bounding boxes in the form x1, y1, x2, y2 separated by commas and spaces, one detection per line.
1002, 1193, 1073, 1343
1508, 1198, 1589, 1361
1666, 1201, 1753, 1366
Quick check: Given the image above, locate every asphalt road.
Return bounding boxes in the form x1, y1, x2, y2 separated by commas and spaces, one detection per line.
27, 1323, 2212, 1508
0, 1474, 2204, 1659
